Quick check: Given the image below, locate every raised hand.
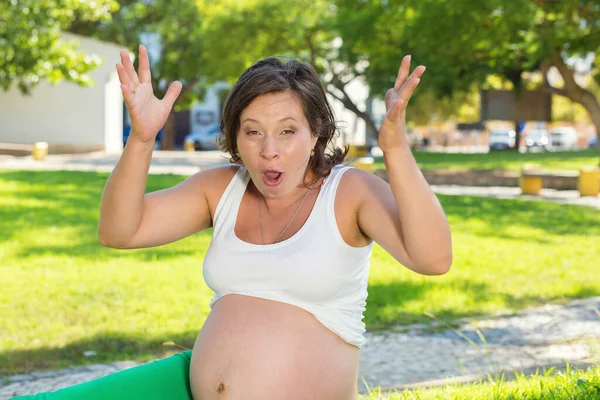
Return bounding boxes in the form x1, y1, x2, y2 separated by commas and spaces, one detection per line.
378, 55, 426, 152
116, 45, 183, 144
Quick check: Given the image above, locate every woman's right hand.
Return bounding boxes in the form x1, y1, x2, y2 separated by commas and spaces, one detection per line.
116, 45, 182, 144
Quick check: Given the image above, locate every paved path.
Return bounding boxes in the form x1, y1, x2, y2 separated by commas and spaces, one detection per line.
2, 297, 599, 398
0, 151, 229, 176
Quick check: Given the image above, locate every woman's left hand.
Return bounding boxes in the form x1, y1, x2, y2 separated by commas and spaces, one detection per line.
378, 55, 426, 153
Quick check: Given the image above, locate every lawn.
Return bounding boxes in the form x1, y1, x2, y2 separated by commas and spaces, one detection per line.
359, 364, 600, 399
1, 169, 599, 376
372, 149, 599, 172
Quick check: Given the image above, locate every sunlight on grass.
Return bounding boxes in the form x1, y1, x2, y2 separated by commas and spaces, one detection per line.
359, 364, 600, 399
1, 169, 599, 375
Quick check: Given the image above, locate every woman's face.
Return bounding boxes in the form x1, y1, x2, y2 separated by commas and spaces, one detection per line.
237, 91, 318, 199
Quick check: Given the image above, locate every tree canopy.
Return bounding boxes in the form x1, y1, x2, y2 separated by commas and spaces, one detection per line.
0, 0, 118, 94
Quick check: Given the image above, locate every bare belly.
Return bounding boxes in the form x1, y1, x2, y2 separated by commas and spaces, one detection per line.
190, 294, 359, 400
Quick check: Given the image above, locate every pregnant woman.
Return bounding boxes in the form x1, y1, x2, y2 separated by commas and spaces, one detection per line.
13, 45, 451, 400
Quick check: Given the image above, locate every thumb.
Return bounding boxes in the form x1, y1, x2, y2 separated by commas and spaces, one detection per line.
162, 81, 183, 109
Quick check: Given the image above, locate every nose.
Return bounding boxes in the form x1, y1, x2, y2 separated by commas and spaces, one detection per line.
260, 136, 280, 160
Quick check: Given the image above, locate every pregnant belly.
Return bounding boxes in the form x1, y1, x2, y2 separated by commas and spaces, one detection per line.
190, 294, 359, 400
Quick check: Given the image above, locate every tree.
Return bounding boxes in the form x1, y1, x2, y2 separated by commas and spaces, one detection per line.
336, 0, 600, 158
0, 0, 118, 94
193, 0, 400, 140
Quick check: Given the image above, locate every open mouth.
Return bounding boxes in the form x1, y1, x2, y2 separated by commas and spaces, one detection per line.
262, 170, 284, 187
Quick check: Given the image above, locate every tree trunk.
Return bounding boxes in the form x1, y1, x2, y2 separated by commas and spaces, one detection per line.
546, 56, 600, 164
578, 92, 600, 164
161, 111, 177, 150
513, 121, 522, 152
327, 77, 380, 143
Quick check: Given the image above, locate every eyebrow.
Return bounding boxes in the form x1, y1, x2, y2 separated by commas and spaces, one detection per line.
241, 117, 298, 124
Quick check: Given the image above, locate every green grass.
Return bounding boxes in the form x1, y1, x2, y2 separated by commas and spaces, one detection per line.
1, 169, 599, 376
360, 364, 600, 399
372, 149, 599, 172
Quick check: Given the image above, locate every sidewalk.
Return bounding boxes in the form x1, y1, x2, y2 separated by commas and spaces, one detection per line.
1, 297, 599, 398
0, 151, 230, 176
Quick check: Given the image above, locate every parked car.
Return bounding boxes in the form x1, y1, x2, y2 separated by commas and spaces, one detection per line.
525, 129, 550, 152
488, 130, 516, 151
589, 135, 598, 149
549, 127, 578, 150
184, 124, 221, 150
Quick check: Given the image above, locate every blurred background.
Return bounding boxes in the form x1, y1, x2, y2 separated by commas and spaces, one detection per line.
1, 0, 599, 156
1, 1, 600, 399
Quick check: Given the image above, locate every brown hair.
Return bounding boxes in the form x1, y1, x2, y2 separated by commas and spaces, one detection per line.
218, 56, 348, 181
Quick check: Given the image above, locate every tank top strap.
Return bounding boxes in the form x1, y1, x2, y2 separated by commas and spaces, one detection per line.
320, 164, 352, 215
212, 167, 250, 232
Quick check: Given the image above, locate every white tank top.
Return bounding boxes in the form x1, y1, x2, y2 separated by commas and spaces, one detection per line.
202, 164, 373, 347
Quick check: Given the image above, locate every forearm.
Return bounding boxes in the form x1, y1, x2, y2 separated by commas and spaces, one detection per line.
383, 146, 452, 271
98, 136, 155, 246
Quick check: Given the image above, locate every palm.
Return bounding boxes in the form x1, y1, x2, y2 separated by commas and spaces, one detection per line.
127, 85, 172, 138
116, 45, 182, 144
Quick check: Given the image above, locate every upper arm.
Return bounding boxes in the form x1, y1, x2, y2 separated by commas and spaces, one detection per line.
348, 169, 413, 269
115, 166, 236, 249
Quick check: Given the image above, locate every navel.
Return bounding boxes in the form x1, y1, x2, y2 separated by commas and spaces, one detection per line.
217, 382, 226, 394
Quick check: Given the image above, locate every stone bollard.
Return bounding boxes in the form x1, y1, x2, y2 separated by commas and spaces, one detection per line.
184, 140, 195, 152
354, 157, 374, 173
578, 167, 600, 197
520, 163, 543, 195
32, 142, 48, 161
347, 144, 368, 159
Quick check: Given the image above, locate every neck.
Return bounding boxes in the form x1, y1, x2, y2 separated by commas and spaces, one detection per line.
260, 183, 314, 213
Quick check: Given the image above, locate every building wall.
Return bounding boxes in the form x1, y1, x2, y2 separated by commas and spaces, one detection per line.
0, 33, 124, 153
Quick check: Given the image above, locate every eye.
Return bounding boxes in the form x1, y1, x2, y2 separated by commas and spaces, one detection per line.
246, 130, 259, 136
282, 129, 295, 135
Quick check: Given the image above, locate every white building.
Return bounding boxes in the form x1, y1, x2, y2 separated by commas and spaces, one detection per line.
0, 33, 124, 153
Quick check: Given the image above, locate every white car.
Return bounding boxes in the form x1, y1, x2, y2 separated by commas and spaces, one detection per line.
184, 124, 221, 150
549, 127, 578, 150
525, 129, 550, 152
488, 130, 516, 151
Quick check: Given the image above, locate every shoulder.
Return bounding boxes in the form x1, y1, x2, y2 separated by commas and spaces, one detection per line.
184, 164, 240, 202
337, 166, 388, 199
182, 164, 241, 225
334, 165, 390, 219
332, 166, 388, 246
195, 164, 240, 182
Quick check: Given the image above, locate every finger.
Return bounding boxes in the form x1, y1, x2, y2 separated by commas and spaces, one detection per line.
120, 50, 140, 88
399, 78, 421, 105
399, 66, 426, 94
393, 55, 411, 92
121, 84, 135, 110
162, 81, 183, 109
116, 64, 131, 86
138, 45, 152, 84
